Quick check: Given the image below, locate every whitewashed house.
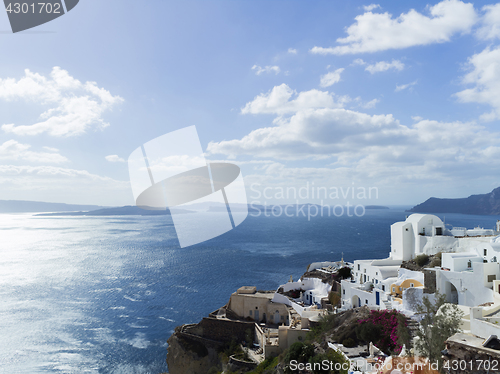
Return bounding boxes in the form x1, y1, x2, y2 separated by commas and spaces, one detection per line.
340, 213, 500, 313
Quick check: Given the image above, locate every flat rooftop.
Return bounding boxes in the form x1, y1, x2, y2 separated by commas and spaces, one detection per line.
447, 333, 500, 357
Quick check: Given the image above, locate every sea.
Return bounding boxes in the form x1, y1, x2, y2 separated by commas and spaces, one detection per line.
1, 208, 500, 374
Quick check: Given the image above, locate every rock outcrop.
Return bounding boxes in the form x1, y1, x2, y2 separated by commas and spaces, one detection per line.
408, 187, 500, 215
166, 329, 220, 374
167, 318, 256, 374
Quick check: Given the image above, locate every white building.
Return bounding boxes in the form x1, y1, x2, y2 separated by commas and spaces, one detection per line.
390, 214, 457, 261
341, 213, 500, 314
433, 238, 500, 306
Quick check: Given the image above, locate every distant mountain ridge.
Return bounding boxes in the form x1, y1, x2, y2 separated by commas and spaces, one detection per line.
409, 187, 500, 215
35, 206, 193, 216
0, 200, 105, 213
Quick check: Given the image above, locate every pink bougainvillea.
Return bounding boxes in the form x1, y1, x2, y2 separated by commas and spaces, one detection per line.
358, 309, 407, 353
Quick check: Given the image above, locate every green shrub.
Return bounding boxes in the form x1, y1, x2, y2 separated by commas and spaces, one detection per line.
307, 313, 336, 342
284, 342, 315, 373
207, 367, 220, 374
355, 322, 382, 345
429, 257, 441, 268
415, 254, 430, 267
309, 350, 349, 374
337, 267, 352, 279
342, 337, 356, 348
248, 356, 279, 374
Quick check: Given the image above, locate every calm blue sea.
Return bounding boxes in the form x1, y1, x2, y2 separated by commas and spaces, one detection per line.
1, 209, 500, 373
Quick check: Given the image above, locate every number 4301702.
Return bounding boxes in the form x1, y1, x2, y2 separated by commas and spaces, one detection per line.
5, 3, 61, 14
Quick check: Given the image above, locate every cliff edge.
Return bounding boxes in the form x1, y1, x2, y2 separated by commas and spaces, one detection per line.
408, 186, 500, 215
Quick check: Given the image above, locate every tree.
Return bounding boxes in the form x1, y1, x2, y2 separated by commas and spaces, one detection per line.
337, 267, 352, 280
414, 293, 463, 369
355, 322, 382, 347
328, 291, 341, 307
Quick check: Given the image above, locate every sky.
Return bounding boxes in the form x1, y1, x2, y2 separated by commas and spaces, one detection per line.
1, 0, 500, 207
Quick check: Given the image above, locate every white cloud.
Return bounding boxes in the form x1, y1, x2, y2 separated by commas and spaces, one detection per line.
352, 58, 366, 66
362, 99, 380, 109
42, 146, 59, 152
207, 84, 500, 201
363, 4, 381, 12
365, 60, 404, 74
310, 0, 477, 55
319, 68, 345, 87
0, 67, 123, 137
455, 46, 500, 121
395, 80, 418, 92
241, 83, 349, 115
477, 3, 500, 40
288, 48, 298, 54
209, 107, 406, 159
105, 155, 125, 163
251, 65, 281, 75
0, 139, 68, 163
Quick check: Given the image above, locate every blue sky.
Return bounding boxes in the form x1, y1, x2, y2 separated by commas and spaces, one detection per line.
1, 0, 500, 206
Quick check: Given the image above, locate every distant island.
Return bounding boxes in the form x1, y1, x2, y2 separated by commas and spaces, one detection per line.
36, 206, 193, 216
0, 200, 105, 213
408, 186, 500, 215
365, 205, 389, 209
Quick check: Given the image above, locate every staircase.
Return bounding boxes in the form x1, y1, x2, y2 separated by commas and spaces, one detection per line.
382, 300, 392, 310
406, 319, 420, 340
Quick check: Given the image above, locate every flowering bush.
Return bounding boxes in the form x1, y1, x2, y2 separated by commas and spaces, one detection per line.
357, 309, 408, 353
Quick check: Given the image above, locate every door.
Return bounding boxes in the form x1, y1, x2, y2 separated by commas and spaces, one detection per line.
376, 291, 380, 306
254, 310, 259, 321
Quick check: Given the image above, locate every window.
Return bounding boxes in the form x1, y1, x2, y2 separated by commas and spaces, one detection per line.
255, 306, 258, 309
410, 283, 414, 287
376, 272, 378, 275
367, 276, 370, 281
436, 227, 442, 236
485, 249, 488, 256
281, 316, 284, 321
249, 310, 252, 316
392, 287, 395, 292
365, 300, 368, 304
382, 285, 385, 291
488, 275, 497, 282
375, 280, 378, 284
364, 269, 366, 273
343, 289, 345, 295
405, 228, 409, 231
358, 264, 360, 270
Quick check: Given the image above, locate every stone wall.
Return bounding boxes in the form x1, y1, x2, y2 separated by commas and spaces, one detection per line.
184, 317, 255, 343
423, 269, 436, 294
444, 337, 500, 374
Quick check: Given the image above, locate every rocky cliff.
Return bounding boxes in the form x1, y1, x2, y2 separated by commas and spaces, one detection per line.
408, 187, 500, 215
167, 317, 257, 374
166, 329, 221, 374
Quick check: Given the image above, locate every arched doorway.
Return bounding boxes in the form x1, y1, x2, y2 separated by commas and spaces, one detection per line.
352, 295, 361, 308
445, 281, 459, 304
